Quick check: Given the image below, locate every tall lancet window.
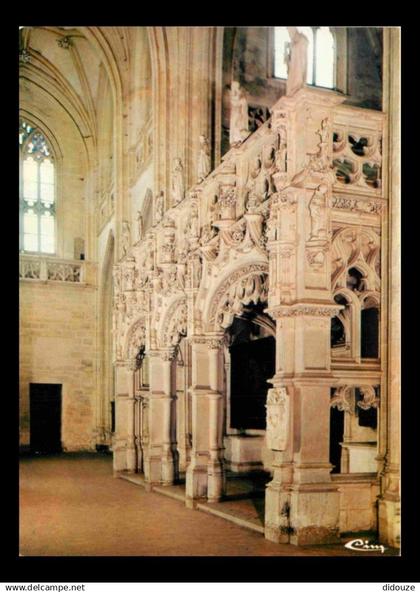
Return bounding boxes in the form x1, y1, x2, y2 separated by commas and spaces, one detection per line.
274, 26, 335, 89
19, 120, 56, 254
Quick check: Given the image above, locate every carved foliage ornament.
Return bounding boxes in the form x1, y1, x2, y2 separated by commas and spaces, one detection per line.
161, 300, 188, 348
125, 319, 146, 361
331, 196, 383, 214
216, 272, 269, 329
267, 304, 341, 319
208, 264, 269, 328
357, 386, 380, 410
330, 386, 353, 413
330, 385, 380, 413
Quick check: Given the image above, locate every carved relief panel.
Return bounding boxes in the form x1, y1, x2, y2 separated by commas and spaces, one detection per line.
266, 387, 289, 451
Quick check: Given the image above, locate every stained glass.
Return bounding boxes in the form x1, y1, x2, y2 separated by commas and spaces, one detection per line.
273, 27, 289, 79
20, 119, 55, 253
40, 214, 55, 253
26, 132, 51, 159
315, 27, 334, 88
19, 120, 34, 145
23, 211, 38, 252
273, 27, 334, 90
23, 157, 38, 201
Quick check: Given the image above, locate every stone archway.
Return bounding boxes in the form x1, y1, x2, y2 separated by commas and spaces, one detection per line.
202, 262, 269, 333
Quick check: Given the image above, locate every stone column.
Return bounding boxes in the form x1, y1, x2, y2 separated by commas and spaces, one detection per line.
264, 87, 346, 545
125, 359, 137, 473
265, 307, 341, 546
378, 26, 401, 549
143, 350, 177, 486
112, 361, 129, 474
161, 349, 176, 485
134, 393, 143, 473
207, 337, 225, 503
185, 335, 225, 506
185, 338, 211, 507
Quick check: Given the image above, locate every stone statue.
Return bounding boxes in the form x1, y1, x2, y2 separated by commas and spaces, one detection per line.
309, 184, 328, 240
171, 158, 185, 205
317, 118, 331, 169
229, 81, 249, 146
285, 27, 309, 96
276, 129, 287, 173
136, 210, 143, 241
155, 191, 164, 224
121, 221, 130, 256
198, 135, 211, 182
189, 201, 199, 238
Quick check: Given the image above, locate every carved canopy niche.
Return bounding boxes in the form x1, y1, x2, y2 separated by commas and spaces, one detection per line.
204, 263, 269, 331
158, 297, 188, 349
124, 317, 146, 361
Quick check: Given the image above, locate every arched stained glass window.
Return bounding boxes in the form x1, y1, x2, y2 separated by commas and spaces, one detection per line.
274, 26, 335, 89
19, 120, 56, 254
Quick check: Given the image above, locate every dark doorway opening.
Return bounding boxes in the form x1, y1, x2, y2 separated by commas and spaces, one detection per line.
329, 403, 345, 473
230, 331, 275, 430
30, 383, 62, 454
361, 307, 379, 358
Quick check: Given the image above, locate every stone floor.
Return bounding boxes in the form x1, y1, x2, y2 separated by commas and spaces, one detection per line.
19, 453, 398, 557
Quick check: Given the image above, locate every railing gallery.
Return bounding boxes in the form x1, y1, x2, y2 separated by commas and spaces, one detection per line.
19, 254, 84, 283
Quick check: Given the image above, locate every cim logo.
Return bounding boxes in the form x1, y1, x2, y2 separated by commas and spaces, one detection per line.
344, 538, 386, 553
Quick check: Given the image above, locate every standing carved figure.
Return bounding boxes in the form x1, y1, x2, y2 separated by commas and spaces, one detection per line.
155, 191, 164, 224
171, 158, 185, 205
189, 201, 199, 238
309, 184, 328, 240
121, 221, 131, 257
276, 128, 287, 173
198, 135, 211, 182
285, 27, 309, 96
229, 81, 249, 146
136, 210, 143, 242
317, 118, 331, 169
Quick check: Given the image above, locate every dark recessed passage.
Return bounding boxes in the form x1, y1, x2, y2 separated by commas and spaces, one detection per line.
30, 383, 62, 454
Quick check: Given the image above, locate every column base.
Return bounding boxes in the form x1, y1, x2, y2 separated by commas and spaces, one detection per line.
264, 523, 291, 544
207, 460, 225, 503
143, 453, 163, 485
126, 445, 137, 472
378, 497, 400, 549
265, 479, 341, 546
185, 497, 198, 509
289, 486, 340, 546
290, 526, 340, 546
161, 452, 175, 486
264, 479, 292, 544
112, 444, 127, 472
186, 459, 208, 501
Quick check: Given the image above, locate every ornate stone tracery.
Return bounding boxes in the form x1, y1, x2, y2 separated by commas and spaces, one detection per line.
205, 264, 269, 330
124, 317, 147, 361
331, 226, 381, 291
160, 298, 188, 348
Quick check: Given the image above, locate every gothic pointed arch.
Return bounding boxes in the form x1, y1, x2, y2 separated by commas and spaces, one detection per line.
124, 316, 147, 362
157, 296, 188, 349
202, 260, 269, 332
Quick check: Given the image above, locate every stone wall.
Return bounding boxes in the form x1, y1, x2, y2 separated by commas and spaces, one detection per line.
19, 278, 97, 451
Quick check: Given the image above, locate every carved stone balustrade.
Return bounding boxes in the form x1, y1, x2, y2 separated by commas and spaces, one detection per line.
19, 254, 95, 284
